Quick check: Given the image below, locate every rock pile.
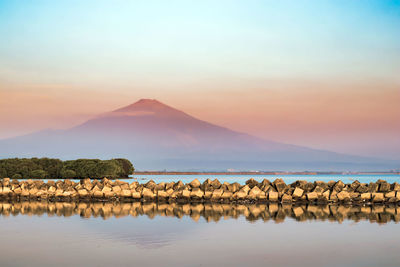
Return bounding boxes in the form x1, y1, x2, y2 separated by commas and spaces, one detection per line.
1, 201, 399, 224
1, 177, 400, 204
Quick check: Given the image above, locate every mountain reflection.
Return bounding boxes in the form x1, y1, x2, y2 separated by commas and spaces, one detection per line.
1, 201, 399, 224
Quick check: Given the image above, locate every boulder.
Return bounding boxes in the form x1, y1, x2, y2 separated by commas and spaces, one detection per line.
120, 183, 129, 190
142, 188, 155, 199
211, 189, 223, 200
48, 186, 56, 193
350, 192, 359, 199
261, 184, 272, 193
258, 192, 267, 200
260, 179, 271, 187
13, 187, 22, 195
372, 193, 384, 202
234, 190, 248, 200
54, 189, 63, 197
93, 190, 103, 198
304, 182, 314, 192
292, 187, 304, 198
83, 183, 93, 191
164, 182, 174, 190
38, 190, 48, 199
62, 191, 72, 197
28, 188, 38, 197
393, 182, 400, 191
181, 189, 191, 199
173, 181, 184, 190
282, 194, 292, 203
368, 182, 379, 192
189, 179, 201, 188
112, 186, 122, 193
102, 186, 112, 193
121, 189, 132, 198
315, 181, 329, 191
307, 192, 318, 201
227, 183, 240, 192
360, 192, 371, 201
154, 183, 165, 191
385, 191, 396, 199
132, 191, 141, 199
350, 180, 360, 190
333, 181, 344, 191
329, 191, 338, 202
190, 188, 204, 199
356, 184, 369, 193
241, 185, 251, 194
337, 191, 350, 201
21, 189, 29, 197
379, 182, 390, 192
268, 191, 279, 202
144, 180, 156, 190
221, 182, 230, 191
210, 179, 221, 189
246, 178, 259, 188
313, 186, 324, 196
322, 190, 330, 200
274, 181, 287, 194
204, 191, 213, 199
2, 187, 11, 195
294, 180, 308, 190
221, 191, 232, 200
248, 186, 262, 199
75, 183, 83, 191
166, 188, 174, 196
202, 179, 212, 186
104, 191, 114, 198
157, 190, 168, 200
78, 189, 89, 197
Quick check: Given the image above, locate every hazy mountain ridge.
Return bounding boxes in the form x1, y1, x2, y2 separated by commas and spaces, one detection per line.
0, 99, 398, 171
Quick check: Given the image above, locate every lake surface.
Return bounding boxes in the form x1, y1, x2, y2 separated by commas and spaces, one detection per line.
0, 201, 399, 267
2, 174, 400, 266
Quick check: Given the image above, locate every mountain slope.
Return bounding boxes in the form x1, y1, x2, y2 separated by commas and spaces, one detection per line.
0, 99, 397, 171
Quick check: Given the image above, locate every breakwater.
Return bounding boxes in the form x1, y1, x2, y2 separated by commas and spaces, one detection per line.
1, 201, 399, 224
1, 177, 400, 204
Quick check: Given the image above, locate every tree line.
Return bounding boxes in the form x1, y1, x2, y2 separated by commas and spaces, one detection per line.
0, 158, 134, 179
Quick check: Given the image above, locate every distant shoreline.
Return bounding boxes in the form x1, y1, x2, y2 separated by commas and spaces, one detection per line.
134, 171, 400, 175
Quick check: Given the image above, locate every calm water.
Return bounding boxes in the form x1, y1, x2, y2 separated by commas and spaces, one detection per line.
2, 174, 400, 267
131, 174, 400, 184
0, 201, 399, 267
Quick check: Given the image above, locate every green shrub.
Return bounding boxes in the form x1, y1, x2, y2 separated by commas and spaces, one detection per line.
0, 157, 134, 179
60, 169, 77, 179
114, 158, 134, 177
30, 169, 47, 179
11, 173, 22, 180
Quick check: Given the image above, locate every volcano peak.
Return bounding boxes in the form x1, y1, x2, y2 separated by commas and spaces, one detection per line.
111, 98, 186, 117
135, 98, 161, 105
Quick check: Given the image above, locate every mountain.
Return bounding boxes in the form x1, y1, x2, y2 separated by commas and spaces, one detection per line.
0, 99, 397, 171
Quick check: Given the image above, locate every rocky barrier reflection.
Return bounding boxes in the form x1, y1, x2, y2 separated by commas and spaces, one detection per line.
1, 201, 399, 224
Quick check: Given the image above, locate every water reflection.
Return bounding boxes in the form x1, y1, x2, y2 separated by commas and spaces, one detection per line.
1, 201, 399, 224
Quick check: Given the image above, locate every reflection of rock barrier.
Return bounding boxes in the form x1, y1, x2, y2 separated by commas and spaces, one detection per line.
1, 201, 399, 224
1, 177, 400, 204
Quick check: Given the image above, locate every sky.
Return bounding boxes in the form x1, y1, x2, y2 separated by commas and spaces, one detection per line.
0, 0, 399, 160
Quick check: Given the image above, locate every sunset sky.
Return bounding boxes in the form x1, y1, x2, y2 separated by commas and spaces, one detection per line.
1, 0, 399, 160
